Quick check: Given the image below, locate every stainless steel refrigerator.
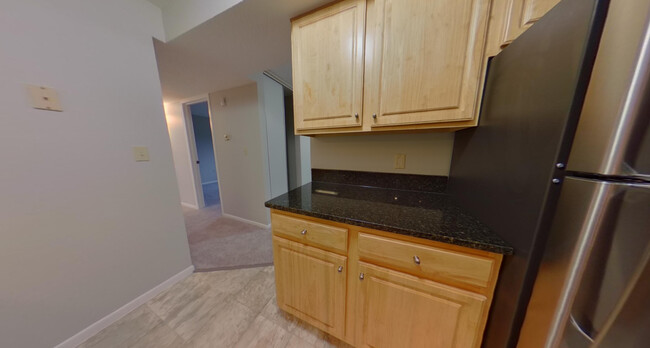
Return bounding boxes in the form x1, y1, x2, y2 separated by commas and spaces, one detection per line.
448, 0, 650, 347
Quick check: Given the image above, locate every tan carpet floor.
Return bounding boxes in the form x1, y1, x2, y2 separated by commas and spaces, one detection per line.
183, 205, 273, 272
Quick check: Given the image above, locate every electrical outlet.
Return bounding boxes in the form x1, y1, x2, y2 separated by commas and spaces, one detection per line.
394, 154, 406, 169
133, 147, 150, 162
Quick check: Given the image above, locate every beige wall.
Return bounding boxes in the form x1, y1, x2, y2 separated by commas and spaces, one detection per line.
311, 133, 454, 176
209, 83, 270, 225
0, 1, 193, 347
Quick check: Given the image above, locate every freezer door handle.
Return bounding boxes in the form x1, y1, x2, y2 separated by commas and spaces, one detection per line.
569, 315, 594, 342
517, 178, 650, 348
562, 180, 650, 344
559, 315, 595, 348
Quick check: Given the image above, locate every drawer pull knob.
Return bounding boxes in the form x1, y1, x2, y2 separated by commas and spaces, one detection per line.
338, 266, 343, 273
359, 273, 365, 280
413, 255, 421, 265
300, 229, 307, 235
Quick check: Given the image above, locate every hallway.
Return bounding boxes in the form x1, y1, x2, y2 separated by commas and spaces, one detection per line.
202, 182, 220, 206
182, 205, 272, 272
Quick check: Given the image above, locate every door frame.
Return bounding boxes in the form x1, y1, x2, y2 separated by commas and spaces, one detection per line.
182, 96, 223, 211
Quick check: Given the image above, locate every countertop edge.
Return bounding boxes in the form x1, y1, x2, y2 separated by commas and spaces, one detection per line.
265, 202, 514, 255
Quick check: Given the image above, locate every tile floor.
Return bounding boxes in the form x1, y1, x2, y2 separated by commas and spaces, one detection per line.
78, 266, 351, 348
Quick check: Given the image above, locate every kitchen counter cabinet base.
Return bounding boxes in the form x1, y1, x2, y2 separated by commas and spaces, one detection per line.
271, 209, 503, 347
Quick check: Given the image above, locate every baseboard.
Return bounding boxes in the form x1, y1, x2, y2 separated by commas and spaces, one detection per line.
222, 213, 271, 229
201, 180, 218, 185
54, 265, 195, 348
181, 202, 199, 209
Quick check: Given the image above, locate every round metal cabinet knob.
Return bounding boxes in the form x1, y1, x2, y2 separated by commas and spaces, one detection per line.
338, 266, 343, 273
359, 273, 365, 280
301, 229, 307, 235
413, 255, 421, 265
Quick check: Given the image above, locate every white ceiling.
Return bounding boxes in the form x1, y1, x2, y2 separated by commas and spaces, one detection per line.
153, 0, 330, 102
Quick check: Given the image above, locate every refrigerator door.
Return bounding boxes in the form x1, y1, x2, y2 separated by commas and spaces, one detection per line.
568, 0, 650, 179
517, 177, 650, 348
592, 250, 650, 348
448, 0, 610, 346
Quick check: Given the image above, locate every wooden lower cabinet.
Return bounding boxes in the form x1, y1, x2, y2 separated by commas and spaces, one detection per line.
272, 236, 347, 338
356, 262, 487, 348
271, 210, 502, 347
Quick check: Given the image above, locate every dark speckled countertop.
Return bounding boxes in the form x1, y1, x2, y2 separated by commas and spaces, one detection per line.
265, 181, 513, 254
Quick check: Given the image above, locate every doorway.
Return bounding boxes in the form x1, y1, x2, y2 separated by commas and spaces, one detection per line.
282, 87, 311, 189
185, 100, 221, 208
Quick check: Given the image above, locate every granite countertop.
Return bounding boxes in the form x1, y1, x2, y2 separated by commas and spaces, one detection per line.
265, 181, 513, 255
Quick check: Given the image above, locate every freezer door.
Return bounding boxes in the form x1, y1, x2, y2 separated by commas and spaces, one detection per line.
568, 0, 650, 178
593, 250, 650, 348
517, 177, 650, 348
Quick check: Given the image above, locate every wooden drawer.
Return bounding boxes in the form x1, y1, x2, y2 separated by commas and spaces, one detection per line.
271, 213, 348, 253
358, 233, 494, 289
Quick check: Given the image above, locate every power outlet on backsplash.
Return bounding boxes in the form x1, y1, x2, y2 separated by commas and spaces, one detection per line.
394, 154, 406, 169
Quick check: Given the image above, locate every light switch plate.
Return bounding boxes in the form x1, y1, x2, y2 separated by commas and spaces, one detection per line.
133, 147, 150, 162
27, 85, 63, 111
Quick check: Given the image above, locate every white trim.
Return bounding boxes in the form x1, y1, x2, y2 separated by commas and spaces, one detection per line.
54, 265, 195, 348
181, 202, 199, 209
201, 180, 218, 185
263, 70, 292, 90
222, 213, 271, 229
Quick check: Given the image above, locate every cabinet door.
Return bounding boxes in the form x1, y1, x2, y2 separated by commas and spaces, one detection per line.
501, 0, 561, 46
356, 262, 487, 348
291, 0, 366, 132
273, 236, 347, 338
365, 0, 491, 128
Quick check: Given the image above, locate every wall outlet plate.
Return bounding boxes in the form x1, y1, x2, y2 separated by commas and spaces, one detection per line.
394, 154, 406, 169
27, 85, 63, 111
133, 147, 150, 162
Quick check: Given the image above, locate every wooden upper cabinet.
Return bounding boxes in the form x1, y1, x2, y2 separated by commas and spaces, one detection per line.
365, 0, 491, 128
501, 0, 561, 47
356, 262, 487, 348
291, 0, 366, 132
